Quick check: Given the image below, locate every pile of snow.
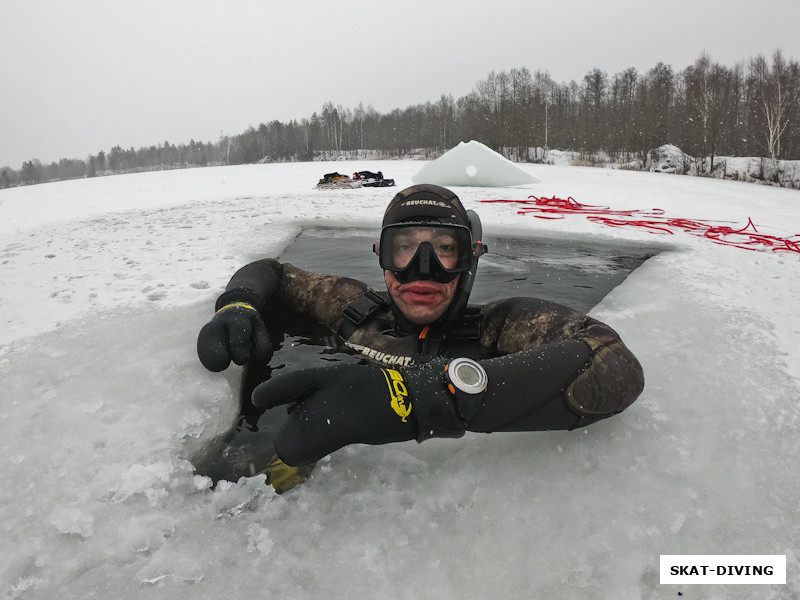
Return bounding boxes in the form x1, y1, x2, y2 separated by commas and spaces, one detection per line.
412, 140, 540, 187
645, 144, 692, 174
1, 160, 799, 598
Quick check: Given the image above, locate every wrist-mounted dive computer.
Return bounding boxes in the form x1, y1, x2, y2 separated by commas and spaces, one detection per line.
444, 358, 488, 421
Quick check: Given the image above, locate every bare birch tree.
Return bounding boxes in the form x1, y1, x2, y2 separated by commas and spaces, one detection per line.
760, 51, 790, 161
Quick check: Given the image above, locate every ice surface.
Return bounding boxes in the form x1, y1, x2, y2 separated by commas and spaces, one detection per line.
1, 160, 799, 598
412, 140, 540, 187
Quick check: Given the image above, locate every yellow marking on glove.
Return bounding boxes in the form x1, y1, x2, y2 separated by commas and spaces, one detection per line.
258, 456, 310, 494
215, 301, 256, 314
382, 368, 412, 422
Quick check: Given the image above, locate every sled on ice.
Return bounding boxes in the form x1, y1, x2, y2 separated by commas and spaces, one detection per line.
314, 171, 395, 190
354, 171, 395, 187
315, 172, 362, 190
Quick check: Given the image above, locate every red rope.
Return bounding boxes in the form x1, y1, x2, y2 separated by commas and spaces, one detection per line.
481, 195, 800, 258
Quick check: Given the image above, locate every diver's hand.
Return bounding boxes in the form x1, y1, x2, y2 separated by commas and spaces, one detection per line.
196, 302, 271, 372
251, 360, 476, 466
252, 363, 415, 465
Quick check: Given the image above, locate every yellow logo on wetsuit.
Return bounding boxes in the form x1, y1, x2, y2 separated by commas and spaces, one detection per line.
382, 368, 412, 422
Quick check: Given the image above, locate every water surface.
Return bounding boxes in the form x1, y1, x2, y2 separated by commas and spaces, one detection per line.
278, 227, 661, 313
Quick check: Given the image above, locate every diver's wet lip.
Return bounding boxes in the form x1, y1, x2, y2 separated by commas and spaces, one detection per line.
399, 282, 445, 304
402, 282, 442, 294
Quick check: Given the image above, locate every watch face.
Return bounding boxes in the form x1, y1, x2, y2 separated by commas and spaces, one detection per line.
449, 358, 487, 394
455, 362, 482, 386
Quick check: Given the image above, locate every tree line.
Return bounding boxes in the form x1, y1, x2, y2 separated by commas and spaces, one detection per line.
2, 50, 798, 188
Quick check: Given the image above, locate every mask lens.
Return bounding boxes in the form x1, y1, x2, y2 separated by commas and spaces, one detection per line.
391, 227, 461, 269
377, 224, 473, 279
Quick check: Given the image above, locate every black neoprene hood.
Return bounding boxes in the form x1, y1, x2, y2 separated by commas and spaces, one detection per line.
382, 184, 469, 227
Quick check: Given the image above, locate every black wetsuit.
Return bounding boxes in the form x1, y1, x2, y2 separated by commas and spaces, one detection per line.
215, 258, 645, 434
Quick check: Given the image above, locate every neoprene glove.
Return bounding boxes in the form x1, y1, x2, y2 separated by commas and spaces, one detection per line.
251, 359, 484, 466
197, 302, 271, 372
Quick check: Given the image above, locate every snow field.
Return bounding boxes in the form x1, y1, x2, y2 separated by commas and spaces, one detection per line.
1, 160, 798, 599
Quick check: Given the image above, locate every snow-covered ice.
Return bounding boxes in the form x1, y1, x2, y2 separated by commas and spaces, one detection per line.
1, 160, 798, 599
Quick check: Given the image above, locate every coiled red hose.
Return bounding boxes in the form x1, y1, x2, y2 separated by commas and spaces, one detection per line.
481, 195, 800, 257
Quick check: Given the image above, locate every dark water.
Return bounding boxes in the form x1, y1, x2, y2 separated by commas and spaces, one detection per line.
278, 227, 662, 313
192, 228, 661, 482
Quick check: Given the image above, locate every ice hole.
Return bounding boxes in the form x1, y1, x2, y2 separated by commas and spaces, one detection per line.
192, 228, 663, 479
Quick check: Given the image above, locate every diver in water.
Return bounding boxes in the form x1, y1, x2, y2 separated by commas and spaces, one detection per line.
196, 184, 644, 492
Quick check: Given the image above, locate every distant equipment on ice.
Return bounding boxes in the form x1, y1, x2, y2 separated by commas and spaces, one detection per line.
412, 140, 540, 187
315, 171, 396, 190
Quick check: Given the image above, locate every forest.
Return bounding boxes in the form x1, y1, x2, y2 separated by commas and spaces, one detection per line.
2, 50, 798, 188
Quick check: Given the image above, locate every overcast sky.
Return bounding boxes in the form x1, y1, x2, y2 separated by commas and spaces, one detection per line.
2, 0, 799, 169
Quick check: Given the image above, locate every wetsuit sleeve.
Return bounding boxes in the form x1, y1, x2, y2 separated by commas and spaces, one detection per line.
216, 258, 368, 327
214, 258, 281, 312
468, 298, 644, 432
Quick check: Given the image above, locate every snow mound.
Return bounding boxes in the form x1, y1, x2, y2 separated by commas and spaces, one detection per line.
645, 144, 692, 174
412, 140, 540, 187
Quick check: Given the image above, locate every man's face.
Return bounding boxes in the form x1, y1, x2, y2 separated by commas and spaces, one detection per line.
383, 226, 461, 324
